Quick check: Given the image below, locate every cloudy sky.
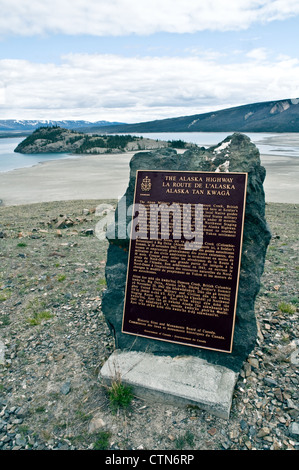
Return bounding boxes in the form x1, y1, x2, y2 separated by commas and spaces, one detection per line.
0, 0, 299, 123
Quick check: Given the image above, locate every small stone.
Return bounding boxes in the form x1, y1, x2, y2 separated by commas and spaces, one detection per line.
0, 419, 7, 431
12, 418, 23, 425
207, 427, 217, 436
15, 434, 26, 447
60, 381, 71, 395
88, 416, 106, 434
263, 377, 277, 387
55, 217, 67, 229
286, 398, 298, 411
245, 440, 252, 449
279, 417, 288, 426
221, 440, 231, 450
65, 219, 74, 227
257, 427, 270, 438
229, 430, 239, 440
244, 363, 251, 377
289, 422, 299, 438
248, 358, 259, 369
290, 349, 299, 366
240, 419, 247, 431
56, 353, 65, 361
272, 439, 282, 450
274, 388, 284, 402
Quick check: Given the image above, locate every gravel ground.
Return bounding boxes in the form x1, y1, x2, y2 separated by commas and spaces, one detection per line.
0, 200, 298, 451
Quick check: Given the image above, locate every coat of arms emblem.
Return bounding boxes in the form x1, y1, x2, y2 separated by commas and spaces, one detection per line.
141, 176, 151, 192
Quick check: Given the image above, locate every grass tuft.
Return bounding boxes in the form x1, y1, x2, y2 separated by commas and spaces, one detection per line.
107, 380, 133, 413
278, 301, 296, 314
26, 311, 54, 326
93, 431, 111, 450
0, 289, 11, 302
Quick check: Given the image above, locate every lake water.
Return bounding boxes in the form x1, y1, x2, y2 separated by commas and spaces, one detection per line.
1, 132, 299, 173
0, 137, 80, 173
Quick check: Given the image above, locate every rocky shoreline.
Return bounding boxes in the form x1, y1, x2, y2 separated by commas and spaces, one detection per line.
0, 200, 298, 450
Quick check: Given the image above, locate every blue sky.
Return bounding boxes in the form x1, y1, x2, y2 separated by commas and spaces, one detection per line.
2, 18, 299, 63
0, 0, 299, 123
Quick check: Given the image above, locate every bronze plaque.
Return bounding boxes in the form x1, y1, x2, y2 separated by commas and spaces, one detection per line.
122, 170, 247, 353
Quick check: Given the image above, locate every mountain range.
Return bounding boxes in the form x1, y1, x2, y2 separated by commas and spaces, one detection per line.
0, 119, 123, 134
98, 98, 299, 134
2, 98, 299, 136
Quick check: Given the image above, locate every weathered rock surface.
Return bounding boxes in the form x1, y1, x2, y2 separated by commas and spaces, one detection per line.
102, 133, 272, 372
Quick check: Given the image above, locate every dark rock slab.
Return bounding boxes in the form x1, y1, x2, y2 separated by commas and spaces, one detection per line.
101, 133, 271, 372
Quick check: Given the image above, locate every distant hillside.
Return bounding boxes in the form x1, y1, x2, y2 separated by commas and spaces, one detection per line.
14, 126, 186, 154
99, 98, 299, 134
0, 119, 124, 134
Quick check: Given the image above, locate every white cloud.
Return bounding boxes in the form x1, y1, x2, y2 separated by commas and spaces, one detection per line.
0, 0, 299, 36
246, 47, 269, 62
0, 81, 5, 104
1, 52, 299, 121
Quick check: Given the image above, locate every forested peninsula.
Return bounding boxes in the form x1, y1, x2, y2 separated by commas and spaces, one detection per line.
14, 126, 191, 154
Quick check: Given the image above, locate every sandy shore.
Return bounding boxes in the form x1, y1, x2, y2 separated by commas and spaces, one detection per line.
261, 153, 299, 203
0, 150, 298, 206
0, 152, 134, 206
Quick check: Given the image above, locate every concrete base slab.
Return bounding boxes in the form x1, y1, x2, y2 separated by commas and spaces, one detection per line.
100, 350, 239, 419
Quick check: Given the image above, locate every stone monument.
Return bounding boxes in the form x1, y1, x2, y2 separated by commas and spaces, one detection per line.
100, 133, 271, 418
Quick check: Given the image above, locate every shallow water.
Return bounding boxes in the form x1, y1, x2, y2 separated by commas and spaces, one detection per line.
0, 137, 78, 172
